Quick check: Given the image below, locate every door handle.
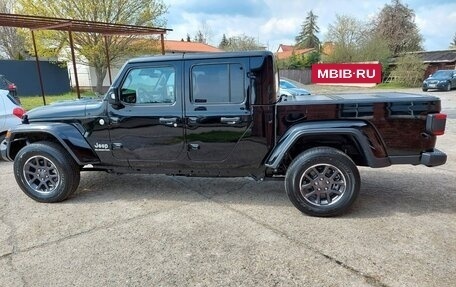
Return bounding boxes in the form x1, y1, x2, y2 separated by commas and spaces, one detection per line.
110, 117, 119, 124
159, 117, 178, 126
112, 143, 123, 149
220, 117, 240, 124
187, 143, 200, 151
187, 117, 198, 124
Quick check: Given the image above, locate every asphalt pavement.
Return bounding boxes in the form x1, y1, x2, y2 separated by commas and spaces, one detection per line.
0, 87, 455, 287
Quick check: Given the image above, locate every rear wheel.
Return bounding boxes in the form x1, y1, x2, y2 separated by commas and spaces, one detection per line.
14, 141, 80, 202
285, 147, 360, 217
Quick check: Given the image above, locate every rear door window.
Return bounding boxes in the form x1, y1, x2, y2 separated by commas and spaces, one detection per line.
191, 63, 245, 104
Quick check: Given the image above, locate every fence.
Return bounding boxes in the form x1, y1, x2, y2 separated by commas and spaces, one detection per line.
279, 69, 312, 84
0, 59, 71, 96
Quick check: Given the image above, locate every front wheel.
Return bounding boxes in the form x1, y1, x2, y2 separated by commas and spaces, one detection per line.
285, 147, 360, 217
445, 82, 451, 91
14, 142, 80, 202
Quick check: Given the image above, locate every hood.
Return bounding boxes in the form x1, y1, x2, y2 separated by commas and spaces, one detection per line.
286, 88, 311, 96
26, 98, 104, 121
425, 76, 451, 81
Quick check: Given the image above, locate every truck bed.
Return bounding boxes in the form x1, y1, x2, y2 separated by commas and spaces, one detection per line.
275, 92, 442, 157
278, 92, 441, 105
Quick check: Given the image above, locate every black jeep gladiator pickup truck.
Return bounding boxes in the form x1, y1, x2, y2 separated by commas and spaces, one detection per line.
0, 51, 447, 216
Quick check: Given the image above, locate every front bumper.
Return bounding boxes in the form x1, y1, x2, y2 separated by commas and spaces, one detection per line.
423, 82, 447, 90
421, 149, 447, 167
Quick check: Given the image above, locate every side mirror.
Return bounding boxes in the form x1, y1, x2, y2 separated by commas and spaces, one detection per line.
108, 90, 117, 104
108, 89, 124, 109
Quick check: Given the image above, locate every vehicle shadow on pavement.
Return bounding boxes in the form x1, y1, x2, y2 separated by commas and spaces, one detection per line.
348, 167, 456, 218
72, 172, 290, 207
71, 166, 456, 218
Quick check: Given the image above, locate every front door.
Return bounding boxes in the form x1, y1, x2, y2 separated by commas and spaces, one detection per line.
108, 62, 185, 165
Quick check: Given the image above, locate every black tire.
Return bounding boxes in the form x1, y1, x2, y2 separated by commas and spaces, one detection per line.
445, 82, 451, 91
13, 141, 80, 202
422, 87, 428, 92
285, 147, 360, 217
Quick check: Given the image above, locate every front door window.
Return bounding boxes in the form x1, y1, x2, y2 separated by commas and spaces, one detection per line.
120, 66, 176, 105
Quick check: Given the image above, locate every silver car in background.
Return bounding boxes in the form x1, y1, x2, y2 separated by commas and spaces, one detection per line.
0, 89, 25, 143
279, 77, 311, 99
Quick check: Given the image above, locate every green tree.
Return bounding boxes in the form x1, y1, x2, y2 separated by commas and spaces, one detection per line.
0, 0, 27, 59
303, 51, 320, 67
277, 51, 320, 70
193, 30, 205, 43
286, 53, 306, 69
357, 33, 391, 68
450, 32, 456, 49
295, 10, 320, 49
324, 15, 391, 67
17, 0, 168, 93
324, 15, 364, 62
390, 53, 426, 87
221, 34, 263, 51
218, 34, 229, 50
372, 0, 422, 55
193, 22, 212, 44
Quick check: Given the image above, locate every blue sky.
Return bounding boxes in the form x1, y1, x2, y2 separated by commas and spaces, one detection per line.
164, 0, 456, 52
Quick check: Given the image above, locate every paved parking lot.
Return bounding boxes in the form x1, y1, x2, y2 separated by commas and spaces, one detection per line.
1, 88, 455, 286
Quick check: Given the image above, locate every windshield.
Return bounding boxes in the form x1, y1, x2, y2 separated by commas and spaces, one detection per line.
431, 70, 453, 78
280, 80, 296, 89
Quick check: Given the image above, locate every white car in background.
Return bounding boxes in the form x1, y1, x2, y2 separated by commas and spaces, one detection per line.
279, 77, 311, 99
0, 89, 25, 143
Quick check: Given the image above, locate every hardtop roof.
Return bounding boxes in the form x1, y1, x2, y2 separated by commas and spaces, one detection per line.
127, 51, 273, 64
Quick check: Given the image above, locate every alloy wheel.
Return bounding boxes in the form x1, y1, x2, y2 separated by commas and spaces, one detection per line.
299, 164, 346, 206
23, 155, 60, 194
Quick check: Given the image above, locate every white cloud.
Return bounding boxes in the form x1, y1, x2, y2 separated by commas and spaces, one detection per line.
165, 0, 456, 52
414, 3, 456, 50
260, 18, 302, 36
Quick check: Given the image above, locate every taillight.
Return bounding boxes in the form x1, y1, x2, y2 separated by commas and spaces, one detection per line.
426, 113, 447, 136
13, 107, 26, 119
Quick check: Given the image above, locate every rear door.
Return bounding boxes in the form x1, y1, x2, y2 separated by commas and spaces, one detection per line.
183, 58, 252, 162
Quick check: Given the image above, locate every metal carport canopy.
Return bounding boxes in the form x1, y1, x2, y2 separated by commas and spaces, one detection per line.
0, 13, 172, 103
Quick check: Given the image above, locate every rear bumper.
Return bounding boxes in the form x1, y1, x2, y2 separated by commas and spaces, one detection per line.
420, 149, 447, 167
0, 140, 11, 161
388, 149, 447, 167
